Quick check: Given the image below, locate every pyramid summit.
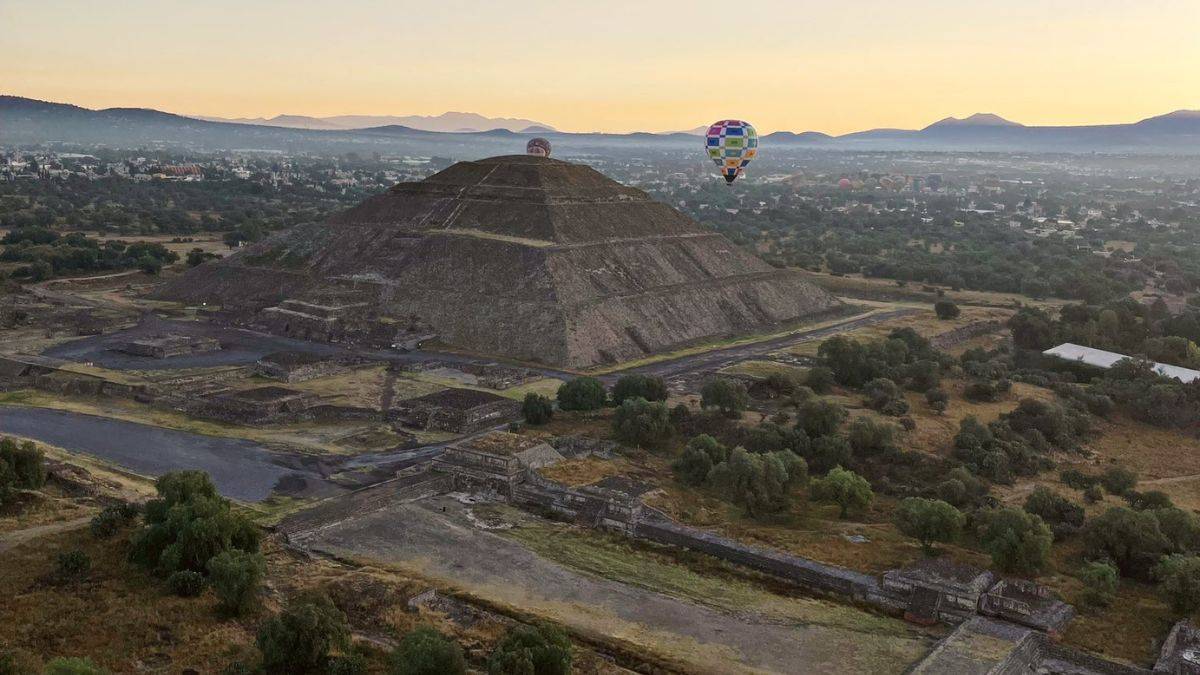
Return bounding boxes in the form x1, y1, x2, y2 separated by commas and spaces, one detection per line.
159, 155, 842, 367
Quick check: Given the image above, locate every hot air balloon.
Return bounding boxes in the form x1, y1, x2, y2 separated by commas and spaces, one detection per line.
705, 120, 757, 184
526, 137, 552, 157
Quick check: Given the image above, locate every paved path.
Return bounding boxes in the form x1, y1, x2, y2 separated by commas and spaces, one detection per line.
0, 516, 92, 554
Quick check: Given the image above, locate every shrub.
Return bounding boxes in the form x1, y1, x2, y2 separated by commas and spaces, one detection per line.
700, 378, 749, 418
1155, 554, 1200, 615
0, 438, 46, 489
43, 658, 109, 675
1083, 484, 1104, 504
611, 398, 672, 450
556, 377, 607, 412
1082, 507, 1170, 580
925, 388, 949, 414
672, 435, 728, 486
1060, 469, 1099, 491
934, 300, 960, 320
1154, 507, 1200, 553
328, 651, 368, 675
168, 569, 206, 597
796, 399, 846, 438
208, 550, 266, 617
1077, 561, 1118, 608
0, 458, 16, 507
522, 394, 554, 425
811, 466, 873, 518
89, 503, 139, 539
863, 378, 904, 414
846, 417, 896, 457
488, 622, 572, 675
610, 374, 668, 405
1023, 487, 1085, 537
976, 508, 1052, 574
1126, 490, 1173, 511
1100, 466, 1138, 496
708, 448, 807, 518
389, 625, 467, 675
895, 498, 964, 555
806, 367, 835, 394
56, 550, 91, 578
806, 435, 852, 475
257, 592, 350, 674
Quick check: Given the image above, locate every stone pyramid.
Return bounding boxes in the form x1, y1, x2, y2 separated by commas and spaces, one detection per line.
159, 155, 842, 367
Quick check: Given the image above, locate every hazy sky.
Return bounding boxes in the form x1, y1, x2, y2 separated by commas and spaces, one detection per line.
4, 0, 1198, 134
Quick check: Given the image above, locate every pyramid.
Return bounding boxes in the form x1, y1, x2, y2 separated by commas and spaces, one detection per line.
159, 155, 842, 367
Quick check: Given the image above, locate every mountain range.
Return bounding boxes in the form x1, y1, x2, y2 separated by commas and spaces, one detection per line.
3, 95, 1200, 155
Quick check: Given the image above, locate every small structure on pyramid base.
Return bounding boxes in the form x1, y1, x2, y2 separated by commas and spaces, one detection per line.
157, 155, 842, 368
526, 137, 551, 157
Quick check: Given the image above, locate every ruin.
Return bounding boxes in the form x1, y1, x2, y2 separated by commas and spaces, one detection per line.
201, 385, 318, 423
157, 155, 842, 367
390, 388, 521, 433
434, 431, 563, 494
115, 334, 220, 359
882, 558, 997, 625
256, 351, 352, 383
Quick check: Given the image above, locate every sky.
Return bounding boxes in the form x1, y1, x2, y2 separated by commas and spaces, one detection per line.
3, 0, 1198, 135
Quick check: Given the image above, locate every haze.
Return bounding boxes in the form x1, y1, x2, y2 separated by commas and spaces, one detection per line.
3, 0, 1198, 134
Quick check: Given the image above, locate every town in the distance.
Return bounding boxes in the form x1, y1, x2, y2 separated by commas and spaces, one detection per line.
4, 91, 1200, 675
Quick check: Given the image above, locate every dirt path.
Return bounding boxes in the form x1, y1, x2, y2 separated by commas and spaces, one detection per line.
0, 516, 92, 554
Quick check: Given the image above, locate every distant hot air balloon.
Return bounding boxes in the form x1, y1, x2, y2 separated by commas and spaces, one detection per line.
838, 178, 852, 189
526, 137, 552, 157
704, 120, 757, 184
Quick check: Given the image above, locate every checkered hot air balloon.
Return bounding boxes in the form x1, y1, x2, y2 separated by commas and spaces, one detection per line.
705, 120, 757, 184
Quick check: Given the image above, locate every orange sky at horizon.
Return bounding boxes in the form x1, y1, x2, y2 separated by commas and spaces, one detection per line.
3, 0, 1198, 135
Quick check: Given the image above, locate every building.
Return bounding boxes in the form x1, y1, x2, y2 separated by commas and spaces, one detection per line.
978, 578, 1074, 637
256, 351, 348, 383
115, 334, 220, 359
390, 388, 521, 434
1043, 343, 1200, 383
201, 386, 318, 423
882, 558, 997, 625
434, 431, 563, 494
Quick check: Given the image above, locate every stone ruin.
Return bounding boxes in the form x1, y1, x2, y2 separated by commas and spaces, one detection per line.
114, 333, 220, 359
434, 430, 564, 496
256, 350, 355, 383
199, 385, 319, 423
390, 388, 521, 434
157, 154, 842, 367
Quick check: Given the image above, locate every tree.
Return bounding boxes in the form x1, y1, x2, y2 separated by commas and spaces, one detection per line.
0, 458, 15, 507
811, 466, 873, 518
672, 435, 728, 486
806, 434, 852, 474
257, 592, 350, 674
708, 448, 807, 518
488, 622, 572, 675
389, 625, 467, 675
976, 508, 1052, 575
796, 399, 846, 438
934, 300, 960, 320
925, 388, 949, 414
168, 569, 206, 597
611, 398, 672, 450
895, 498, 964, 555
1100, 466, 1138, 496
1077, 561, 1119, 608
610, 375, 668, 405
43, 658, 110, 675
1155, 555, 1200, 615
1083, 507, 1170, 580
556, 377, 607, 412
0, 437, 46, 489
700, 378, 749, 418
208, 550, 266, 617
846, 417, 897, 457
863, 378, 907, 415
1023, 487, 1084, 537
522, 394, 554, 425
806, 367, 835, 394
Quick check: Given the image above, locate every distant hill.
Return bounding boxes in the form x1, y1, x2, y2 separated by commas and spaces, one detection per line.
5, 95, 1200, 155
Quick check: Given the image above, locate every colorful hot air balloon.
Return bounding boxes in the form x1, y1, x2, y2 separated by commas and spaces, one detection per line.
526, 137, 552, 157
705, 120, 757, 184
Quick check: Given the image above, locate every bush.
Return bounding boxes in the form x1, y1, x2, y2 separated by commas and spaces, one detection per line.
934, 300, 960, 320
556, 377, 607, 412
522, 394, 554, 425
1101, 466, 1138, 496
806, 367, 835, 394
208, 550, 266, 617
611, 375, 668, 405
1126, 490, 1173, 511
806, 435, 852, 475
1155, 554, 1200, 615
925, 388, 949, 414
895, 498, 964, 555
672, 435, 728, 486
863, 378, 906, 414
1083, 484, 1104, 504
56, 550, 91, 578
389, 625, 467, 675
1023, 487, 1085, 537
0, 437, 46, 489
811, 466, 873, 518
1154, 507, 1200, 553
89, 503, 139, 539
328, 652, 368, 675
796, 399, 846, 438
700, 378, 749, 417
1082, 507, 1170, 580
708, 448, 807, 518
611, 398, 672, 450
257, 592, 350, 674
0, 458, 16, 507
1060, 469, 1099, 491
43, 658, 109, 675
168, 569, 206, 597
976, 508, 1052, 574
1077, 561, 1118, 608
846, 418, 896, 457
488, 622, 572, 675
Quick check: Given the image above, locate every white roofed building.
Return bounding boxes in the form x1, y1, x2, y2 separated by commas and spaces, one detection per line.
1043, 343, 1200, 384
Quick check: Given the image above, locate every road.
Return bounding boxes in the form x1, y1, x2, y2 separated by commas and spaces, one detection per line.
0, 405, 335, 502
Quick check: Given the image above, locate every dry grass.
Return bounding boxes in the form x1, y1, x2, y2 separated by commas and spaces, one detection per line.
799, 270, 1067, 311
787, 304, 1012, 358
538, 457, 633, 487
718, 360, 809, 380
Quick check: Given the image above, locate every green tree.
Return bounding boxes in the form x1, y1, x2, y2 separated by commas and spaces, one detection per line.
1100, 466, 1137, 496
56, 550, 91, 579
934, 300, 960, 320
1023, 487, 1085, 535
611, 398, 672, 450
1155, 554, 1200, 615
709, 448, 807, 518
488, 622, 572, 675
257, 592, 350, 674
521, 394, 554, 425
924, 388, 949, 414
846, 417, 897, 457
208, 550, 265, 617
1154, 507, 1200, 553
671, 434, 728, 486
389, 625, 467, 675
1077, 561, 1118, 609
0, 437, 46, 489
805, 367, 835, 394
895, 498, 964, 555
610, 375, 668, 405
0, 458, 15, 507
811, 466, 873, 518
977, 508, 1052, 575
700, 378, 749, 418
796, 399, 846, 438
1083, 507, 1171, 580
556, 377, 607, 412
